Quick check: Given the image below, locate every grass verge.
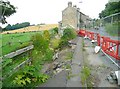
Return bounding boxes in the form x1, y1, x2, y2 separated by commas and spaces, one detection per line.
105, 22, 120, 36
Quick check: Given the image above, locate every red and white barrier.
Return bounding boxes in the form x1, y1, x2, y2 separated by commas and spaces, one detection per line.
77, 29, 120, 60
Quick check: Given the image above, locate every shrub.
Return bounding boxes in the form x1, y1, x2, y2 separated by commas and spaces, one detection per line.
49, 27, 59, 39
43, 30, 50, 40
53, 27, 58, 34
43, 48, 54, 62
61, 28, 77, 40
13, 65, 49, 87
31, 33, 49, 53
58, 39, 68, 49
50, 38, 60, 49
31, 49, 46, 65
2, 58, 12, 68
58, 28, 77, 49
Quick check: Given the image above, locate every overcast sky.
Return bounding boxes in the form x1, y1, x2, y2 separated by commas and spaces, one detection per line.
3, 0, 108, 26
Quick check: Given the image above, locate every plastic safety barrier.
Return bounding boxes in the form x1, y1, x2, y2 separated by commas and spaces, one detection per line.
77, 29, 120, 60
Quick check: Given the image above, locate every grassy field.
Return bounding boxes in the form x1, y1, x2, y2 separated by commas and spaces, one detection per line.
1, 28, 57, 87
1, 32, 42, 56
1, 24, 58, 56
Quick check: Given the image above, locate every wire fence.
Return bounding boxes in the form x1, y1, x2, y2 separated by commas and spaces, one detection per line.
101, 12, 120, 36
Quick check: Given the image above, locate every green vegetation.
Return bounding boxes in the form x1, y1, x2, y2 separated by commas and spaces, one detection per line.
1, 0, 16, 24
65, 64, 71, 69
2, 27, 77, 87
65, 52, 73, 60
58, 28, 77, 49
99, 1, 120, 37
43, 30, 50, 40
2, 61, 49, 87
52, 27, 59, 34
1, 31, 42, 56
2, 30, 54, 87
82, 38, 85, 47
82, 38, 86, 51
61, 28, 77, 40
3, 22, 30, 31
31, 33, 49, 53
2, 58, 12, 68
68, 74, 78, 80
50, 38, 60, 49
49, 27, 59, 39
2, 52, 30, 79
12, 65, 49, 87
80, 39, 93, 87
105, 21, 120, 36
99, 1, 120, 18
43, 48, 54, 62
80, 66, 91, 87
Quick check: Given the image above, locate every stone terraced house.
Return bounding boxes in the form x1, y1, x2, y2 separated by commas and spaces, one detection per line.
59, 1, 92, 32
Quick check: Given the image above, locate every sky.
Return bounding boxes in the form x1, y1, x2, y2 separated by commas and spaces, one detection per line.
2, 0, 108, 27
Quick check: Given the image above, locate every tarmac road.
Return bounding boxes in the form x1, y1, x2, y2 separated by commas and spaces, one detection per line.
89, 27, 120, 41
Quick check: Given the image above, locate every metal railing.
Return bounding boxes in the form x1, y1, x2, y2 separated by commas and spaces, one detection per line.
101, 12, 120, 25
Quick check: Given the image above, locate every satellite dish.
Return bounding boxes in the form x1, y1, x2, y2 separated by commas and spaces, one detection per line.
94, 46, 101, 53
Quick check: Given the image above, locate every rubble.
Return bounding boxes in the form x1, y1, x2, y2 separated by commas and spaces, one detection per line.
106, 75, 114, 84
106, 71, 119, 85
110, 71, 117, 80
53, 52, 59, 61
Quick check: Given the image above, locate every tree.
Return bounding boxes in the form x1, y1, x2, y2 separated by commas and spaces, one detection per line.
3, 22, 30, 30
4, 24, 11, 30
0, 0, 17, 24
99, 1, 120, 18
